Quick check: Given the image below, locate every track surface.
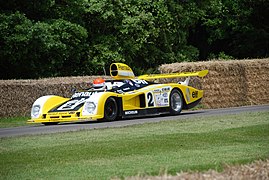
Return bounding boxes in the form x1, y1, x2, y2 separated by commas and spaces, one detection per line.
1, 105, 268, 138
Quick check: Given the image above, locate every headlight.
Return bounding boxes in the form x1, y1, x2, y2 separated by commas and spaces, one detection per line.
84, 102, 96, 114
31, 105, 41, 118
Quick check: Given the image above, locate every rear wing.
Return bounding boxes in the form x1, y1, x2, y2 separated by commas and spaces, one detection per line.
137, 70, 208, 80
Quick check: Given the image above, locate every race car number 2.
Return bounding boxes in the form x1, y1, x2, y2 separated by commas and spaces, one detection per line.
146, 92, 155, 107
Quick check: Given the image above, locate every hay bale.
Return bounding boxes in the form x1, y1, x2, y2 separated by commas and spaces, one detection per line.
159, 58, 269, 109
0, 76, 108, 117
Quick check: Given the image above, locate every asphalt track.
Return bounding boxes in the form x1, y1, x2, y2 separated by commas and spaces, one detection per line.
0, 105, 268, 138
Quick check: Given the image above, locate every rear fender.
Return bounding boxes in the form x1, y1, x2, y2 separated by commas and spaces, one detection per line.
170, 85, 203, 108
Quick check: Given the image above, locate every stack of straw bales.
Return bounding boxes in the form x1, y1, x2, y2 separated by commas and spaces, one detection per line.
159, 58, 269, 108
0, 76, 105, 117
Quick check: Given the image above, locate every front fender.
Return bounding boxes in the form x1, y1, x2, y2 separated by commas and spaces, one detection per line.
82, 92, 121, 118
31, 95, 69, 119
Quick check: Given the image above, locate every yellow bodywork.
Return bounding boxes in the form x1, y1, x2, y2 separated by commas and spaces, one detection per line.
28, 92, 120, 124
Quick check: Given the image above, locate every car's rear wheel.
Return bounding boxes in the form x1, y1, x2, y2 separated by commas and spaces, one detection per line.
169, 89, 183, 115
104, 97, 118, 121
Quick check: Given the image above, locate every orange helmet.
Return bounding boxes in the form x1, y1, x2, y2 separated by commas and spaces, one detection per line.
93, 78, 105, 88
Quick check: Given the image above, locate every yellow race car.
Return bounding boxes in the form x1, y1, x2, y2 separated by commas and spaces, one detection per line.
28, 63, 208, 125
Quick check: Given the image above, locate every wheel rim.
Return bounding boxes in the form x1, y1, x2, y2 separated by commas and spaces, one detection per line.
171, 92, 182, 112
105, 101, 116, 118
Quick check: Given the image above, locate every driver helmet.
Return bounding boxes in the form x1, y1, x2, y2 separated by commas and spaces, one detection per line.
93, 78, 106, 89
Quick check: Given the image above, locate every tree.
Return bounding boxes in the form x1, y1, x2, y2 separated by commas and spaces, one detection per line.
0, 12, 89, 78
84, 0, 201, 75
0, 0, 268, 79
0, 12, 33, 79
0, 0, 54, 21
189, 0, 269, 59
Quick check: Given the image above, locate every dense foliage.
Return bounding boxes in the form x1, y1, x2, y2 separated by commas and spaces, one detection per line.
0, 0, 268, 79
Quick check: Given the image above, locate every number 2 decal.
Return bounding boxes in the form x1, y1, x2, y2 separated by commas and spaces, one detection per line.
147, 92, 154, 107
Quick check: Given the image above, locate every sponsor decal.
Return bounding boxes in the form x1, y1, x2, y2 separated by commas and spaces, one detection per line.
48, 112, 68, 115
135, 83, 140, 88
48, 112, 58, 115
163, 93, 168, 97
123, 87, 131, 91
57, 98, 86, 111
132, 79, 148, 85
71, 92, 96, 98
192, 91, 198, 98
162, 87, 171, 92
118, 71, 134, 77
164, 98, 168, 103
186, 88, 190, 102
147, 90, 170, 107
124, 110, 138, 115
155, 94, 169, 106
153, 89, 161, 93
156, 95, 163, 106
116, 89, 124, 93
124, 79, 134, 86
118, 64, 132, 71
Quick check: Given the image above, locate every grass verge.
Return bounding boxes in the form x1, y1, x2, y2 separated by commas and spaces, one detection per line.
0, 116, 29, 128
0, 111, 268, 179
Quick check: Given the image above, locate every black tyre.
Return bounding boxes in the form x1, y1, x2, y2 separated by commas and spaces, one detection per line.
104, 97, 118, 121
169, 89, 183, 115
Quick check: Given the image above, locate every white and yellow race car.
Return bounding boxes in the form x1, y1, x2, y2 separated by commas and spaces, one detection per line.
28, 63, 208, 125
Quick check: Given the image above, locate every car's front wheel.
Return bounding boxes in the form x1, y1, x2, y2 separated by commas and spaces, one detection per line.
104, 97, 118, 121
169, 89, 183, 115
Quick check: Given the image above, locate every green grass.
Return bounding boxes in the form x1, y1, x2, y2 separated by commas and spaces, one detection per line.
0, 116, 29, 128
0, 111, 268, 179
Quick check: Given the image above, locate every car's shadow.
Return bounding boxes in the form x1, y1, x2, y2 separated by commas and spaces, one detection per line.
53, 110, 205, 126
